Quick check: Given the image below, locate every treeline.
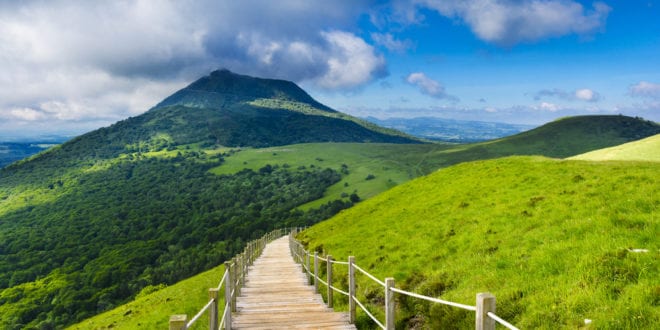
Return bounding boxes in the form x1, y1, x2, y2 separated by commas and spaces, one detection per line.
0, 152, 354, 329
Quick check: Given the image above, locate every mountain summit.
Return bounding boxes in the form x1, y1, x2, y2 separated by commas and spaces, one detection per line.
140, 69, 419, 148
156, 69, 334, 112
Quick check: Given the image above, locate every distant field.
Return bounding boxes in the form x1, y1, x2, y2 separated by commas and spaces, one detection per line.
209, 143, 454, 209
569, 134, 660, 162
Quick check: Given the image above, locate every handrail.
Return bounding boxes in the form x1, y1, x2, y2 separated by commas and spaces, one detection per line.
353, 295, 385, 329
187, 299, 215, 328
488, 311, 520, 330
389, 287, 477, 311
353, 263, 386, 287
169, 227, 298, 330
289, 232, 519, 330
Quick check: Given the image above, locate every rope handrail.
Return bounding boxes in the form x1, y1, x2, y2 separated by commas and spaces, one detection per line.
216, 270, 228, 290
353, 295, 385, 329
331, 260, 349, 266
186, 298, 215, 328
353, 263, 386, 287
219, 302, 229, 329
389, 287, 476, 311
329, 284, 349, 296
488, 312, 520, 330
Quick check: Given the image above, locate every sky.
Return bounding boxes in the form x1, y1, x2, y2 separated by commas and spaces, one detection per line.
1, 0, 659, 138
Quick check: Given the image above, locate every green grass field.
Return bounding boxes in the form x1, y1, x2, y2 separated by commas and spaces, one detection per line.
297, 156, 659, 329
67, 265, 225, 330
209, 143, 455, 208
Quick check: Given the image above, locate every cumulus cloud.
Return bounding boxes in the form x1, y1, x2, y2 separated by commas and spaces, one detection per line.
534, 88, 600, 102
406, 72, 458, 101
371, 33, 414, 53
0, 0, 386, 135
416, 0, 611, 45
629, 81, 660, 99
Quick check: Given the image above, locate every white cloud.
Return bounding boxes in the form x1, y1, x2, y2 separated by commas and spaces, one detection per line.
539, 102, 561, 112
406, 72, 457, 100
574, 88, 600, 102
371, 33, 414, 53
629, 81, 660, 99
5, 108, 47, 121
534, 88, 600, 102
0, 0, 387, 136
416, 0, 611, 45
316, 31, 387, 89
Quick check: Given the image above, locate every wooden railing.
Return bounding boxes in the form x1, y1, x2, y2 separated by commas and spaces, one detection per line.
169, 228, 291, 330
288, 229, 519, 330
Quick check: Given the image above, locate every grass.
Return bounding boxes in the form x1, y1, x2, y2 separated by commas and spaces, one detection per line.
297, 156, 659, 329
209, 143, 455, 208
569, 134, 660, 162
67, 265, 226, 330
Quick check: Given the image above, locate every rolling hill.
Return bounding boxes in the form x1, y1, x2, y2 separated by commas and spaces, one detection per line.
1, 68, 658, 328
298, 156, 659, 329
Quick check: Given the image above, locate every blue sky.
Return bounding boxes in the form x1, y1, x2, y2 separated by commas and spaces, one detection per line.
0, 0, 659, 137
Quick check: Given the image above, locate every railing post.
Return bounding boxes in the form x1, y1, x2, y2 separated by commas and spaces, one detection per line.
169, 314, 187, 330
224, 261, 232, 329
385, 277, 395, 330
209, 288, 219, 330
327, 255, 333, 308
476, 293, 496, 330
306, 250, 311, 284
231, 258, 237, 312
314, 252, 319, 293
348, 256, 356, 324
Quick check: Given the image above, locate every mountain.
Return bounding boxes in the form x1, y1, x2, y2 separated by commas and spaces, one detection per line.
146, 69, 419, 148
569, 133, 660, 162
364, 116, 535, 142
299, 156, 660, 329
0, 70, 420, 329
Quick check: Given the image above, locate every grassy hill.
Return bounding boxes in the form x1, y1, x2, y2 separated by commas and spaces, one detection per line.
569, 134, 660, 162
297, 156, 659, 329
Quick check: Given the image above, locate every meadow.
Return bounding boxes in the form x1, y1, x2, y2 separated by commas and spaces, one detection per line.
298, 156, 659, 329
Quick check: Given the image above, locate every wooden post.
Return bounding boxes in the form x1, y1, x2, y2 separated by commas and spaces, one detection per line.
348, 256, 356, 324
327, 255, 333, 308
314, 252, 319, 293
306, 250, 311, 284
385, 278, 395, 330
209, 288, 219, 330
476, 293, 496, 330
169, 314, 187, 330
231, 258, 237, 312
224, 261, 232, 328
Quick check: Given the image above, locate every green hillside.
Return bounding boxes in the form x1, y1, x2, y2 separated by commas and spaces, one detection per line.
569, 134, 660, 162
68, 264, 225, 330
298, 156, 659, 329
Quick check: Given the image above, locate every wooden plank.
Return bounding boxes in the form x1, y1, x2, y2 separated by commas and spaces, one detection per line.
231, 237, 356, 330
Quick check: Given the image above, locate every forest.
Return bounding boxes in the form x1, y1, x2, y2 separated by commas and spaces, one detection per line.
0, 150, 354, 329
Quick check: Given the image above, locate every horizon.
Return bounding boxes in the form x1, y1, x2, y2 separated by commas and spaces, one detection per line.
1, 1, 659, 138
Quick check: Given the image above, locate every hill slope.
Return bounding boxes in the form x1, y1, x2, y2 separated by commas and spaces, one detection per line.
298, 156, 659, 329
569, 133, 660, 162
0, 70, 420, 329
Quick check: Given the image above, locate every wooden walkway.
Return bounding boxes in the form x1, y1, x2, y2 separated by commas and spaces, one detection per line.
232, 236, 355, 329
